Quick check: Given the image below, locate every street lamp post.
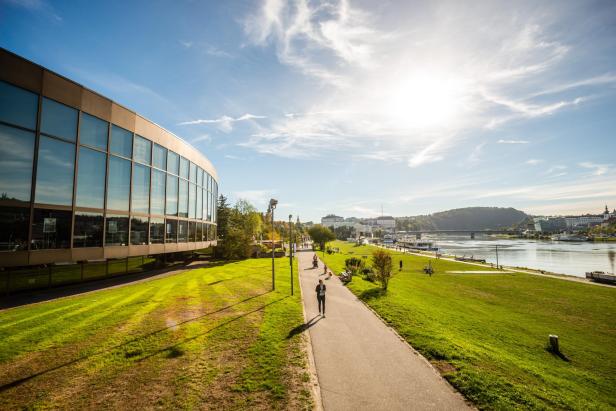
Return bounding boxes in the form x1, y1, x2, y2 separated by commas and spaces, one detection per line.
269, 199, 278, 291
495, 244, 499, 269
289, 214, 294, 296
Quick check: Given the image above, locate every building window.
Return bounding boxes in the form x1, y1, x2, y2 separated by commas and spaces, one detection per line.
189, 162, 197, 183
189, 183, 196, 219
110, 125, 132, 158
179, 157, 189, 179
151, 169, 165, 215
73, 212, 103, 247
31, 208, 72, 249
79, 113, 108, 150
196, 187, 203, 220
105, 214, 129, 246
178, 220, 188, 242
0, 81, 38, 130
130, 216, 148, 245
189, 221, 196, 242
197, 167, 204, 187
0, 124, 35, 203
131, 163, 150, 214
134, 135, 151, 165
107, 155, 131, 211
152, 143, 166, 170
76, 146, 106, 208
0, 206, 29, 251
35, 136, 75, 206
203, 188, 208, 221
41, 98, 78, 142
150, 217, 164, 244
165, 219, 177, 243
165, 175, 178, 216
167, 151, 179, 175
196, 222, 203, 242
178, 179, 188, 218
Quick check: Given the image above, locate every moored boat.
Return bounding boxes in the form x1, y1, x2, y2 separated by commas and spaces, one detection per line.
585, 271, 616, 284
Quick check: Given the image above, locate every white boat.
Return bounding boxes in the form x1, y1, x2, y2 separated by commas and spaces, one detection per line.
551, 233, 589, 242
586, 271, 616, 284
398, 239, 439, 252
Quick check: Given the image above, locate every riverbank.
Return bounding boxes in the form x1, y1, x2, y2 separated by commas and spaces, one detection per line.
319, 240, 616, 410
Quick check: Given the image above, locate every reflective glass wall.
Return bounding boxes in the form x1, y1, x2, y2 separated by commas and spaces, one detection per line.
0, 80, 218, 255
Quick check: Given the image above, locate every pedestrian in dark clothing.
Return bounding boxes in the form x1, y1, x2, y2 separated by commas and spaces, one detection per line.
399, 260, 403, 271
316, 279, 326, 317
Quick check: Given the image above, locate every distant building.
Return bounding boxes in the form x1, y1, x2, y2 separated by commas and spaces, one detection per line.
321, 214, 344, 225
534, 217, 567, 233
376, 216, 396, 230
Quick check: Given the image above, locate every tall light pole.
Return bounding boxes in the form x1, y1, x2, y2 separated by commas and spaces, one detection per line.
269, 198, 278, 291
289, 214, 294, 296
495, 244, 499, 269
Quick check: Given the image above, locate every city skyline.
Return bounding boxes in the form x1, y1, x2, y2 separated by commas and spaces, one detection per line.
3, 0, 616, 222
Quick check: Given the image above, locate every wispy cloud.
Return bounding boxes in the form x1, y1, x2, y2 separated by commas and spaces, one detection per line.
179, 114, 266, 132
191, 134, 211, 144
224, 154, 243, 160
232, 189, 275, 207
4, 0, 62, 21
579, 161, 611, 176
498, 139, 529, 144
525, 158, 543, 165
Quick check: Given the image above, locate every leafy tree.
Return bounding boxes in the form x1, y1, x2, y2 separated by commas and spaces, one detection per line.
344, 257, 365, 279
216, 197, 263, 260
217, 194, 231, 240
333, 225, 356, 240
307, 225, 336, 251
371, 249, 394, 290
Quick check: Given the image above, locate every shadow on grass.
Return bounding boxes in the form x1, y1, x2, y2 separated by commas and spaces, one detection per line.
0, 290, 281, 393
546, 346, 570, 362
286, 315, 322, 339
358, 287, 387, 301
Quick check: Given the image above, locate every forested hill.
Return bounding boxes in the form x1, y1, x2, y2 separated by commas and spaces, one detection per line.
396, 207, 529, 231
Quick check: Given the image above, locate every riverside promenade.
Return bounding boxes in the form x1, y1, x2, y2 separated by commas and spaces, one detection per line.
297, 250, 470, 410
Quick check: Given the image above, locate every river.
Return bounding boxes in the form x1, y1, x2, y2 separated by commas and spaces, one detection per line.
422, 235, 616, 278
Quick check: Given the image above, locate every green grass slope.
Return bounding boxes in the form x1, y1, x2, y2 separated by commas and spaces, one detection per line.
0, 258, 311, 410
320, 241, 616, 410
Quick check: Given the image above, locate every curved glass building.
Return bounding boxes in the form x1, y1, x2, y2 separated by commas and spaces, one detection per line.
0, 48, 218, 291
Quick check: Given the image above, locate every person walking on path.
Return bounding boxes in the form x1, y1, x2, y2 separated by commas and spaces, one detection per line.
316, 279, 326, 317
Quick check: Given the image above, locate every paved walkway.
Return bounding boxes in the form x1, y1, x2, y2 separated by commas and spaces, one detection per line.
297, 250, 470, 410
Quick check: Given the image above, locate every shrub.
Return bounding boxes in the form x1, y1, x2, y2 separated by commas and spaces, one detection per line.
371, 249, 394, 290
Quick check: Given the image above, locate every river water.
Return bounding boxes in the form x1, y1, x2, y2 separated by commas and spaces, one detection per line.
423, 235, 616, 278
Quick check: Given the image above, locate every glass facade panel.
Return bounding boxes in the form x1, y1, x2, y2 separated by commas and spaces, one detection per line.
31, 208, 72, 249
196, 222, 203, 242
0, 81, 38, 130
189, 183, 196, 219
79, 113, 108, 150
130, 216, 148, 245
0, 206, 29, 251
207, 191, 212, 221
196, 187, 203, 219
73, 212, 103, 247
150, 169, 165, 215
189, 221, 196, 242
105, 214, 129, 246
179, 157, 189, 179
76, 147, 106, 208
178, 220, 188, 242
131, 163, 150, 213
197, 167, 204, 187
189, 162, 197, 183
41, 98, 77, 141
0, 124, 35, 202
110, 125, 132, 157
178, 179, 188, 218
150, 217, 164, 243
165, 175, 178, 216
35, 136, 75, 206
167, 151, 179, 175
134, 135, 151, 165
165, 219, 177, 243
152, 144, 166, 170
107, 156, 131, 211
203, 188, 208, 221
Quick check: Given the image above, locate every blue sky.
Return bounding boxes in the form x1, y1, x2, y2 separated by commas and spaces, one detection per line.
2, 0, 616, 222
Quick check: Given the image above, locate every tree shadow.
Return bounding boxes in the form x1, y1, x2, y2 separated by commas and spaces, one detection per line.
0, 291, 281, 393
358, 287, 387, 301
286, 315, 322, 339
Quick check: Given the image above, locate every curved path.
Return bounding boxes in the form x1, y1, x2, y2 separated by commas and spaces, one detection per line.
297, 250, 470, 410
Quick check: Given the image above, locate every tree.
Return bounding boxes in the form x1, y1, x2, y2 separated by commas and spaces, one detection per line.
371, 249, 394, 290
333, 225, 356, 240
345, 257, 365, 278
216, 197, 264, 260
217, 194, 231, 240
307, 225, 336, 251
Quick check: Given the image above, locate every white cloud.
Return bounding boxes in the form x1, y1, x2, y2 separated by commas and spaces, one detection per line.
224, 154, 243, 160
191, 134, 211, 144
232, 189, 275, 207
525, 159, 543, 165
498, 139, 529, 144
579, 161, 611, 176
179, 114, 266, 132
179, 40, 193, 48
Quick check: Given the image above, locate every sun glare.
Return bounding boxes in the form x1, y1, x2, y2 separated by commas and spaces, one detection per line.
384, 72, 466, 130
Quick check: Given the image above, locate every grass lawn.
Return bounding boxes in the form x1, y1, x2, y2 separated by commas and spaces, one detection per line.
320, 240, 616, 410
0, 258, 311, 410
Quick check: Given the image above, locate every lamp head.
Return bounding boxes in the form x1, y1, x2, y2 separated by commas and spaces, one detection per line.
269, 198, 278, 209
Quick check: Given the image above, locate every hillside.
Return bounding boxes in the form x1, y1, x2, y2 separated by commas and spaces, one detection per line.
396, 207, 528, 231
